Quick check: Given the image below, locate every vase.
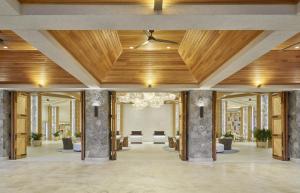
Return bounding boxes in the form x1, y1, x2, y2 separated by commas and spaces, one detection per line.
32, 140, 42, 147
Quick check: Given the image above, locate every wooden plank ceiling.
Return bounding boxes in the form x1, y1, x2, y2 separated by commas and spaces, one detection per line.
18, 0, 299, 4
0, 31, 81, 85
49, 30, 123, 83
178, 30, 263, 83
102, 50, 197, 84
50, 30, 264, 85
220, 32, 300, 86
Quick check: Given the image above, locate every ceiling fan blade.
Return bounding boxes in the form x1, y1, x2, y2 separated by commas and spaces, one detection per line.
153, 38, 178, 44
134, 40, 149, 49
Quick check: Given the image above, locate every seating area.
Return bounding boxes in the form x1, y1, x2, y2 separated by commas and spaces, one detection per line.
153, 131, 166, 144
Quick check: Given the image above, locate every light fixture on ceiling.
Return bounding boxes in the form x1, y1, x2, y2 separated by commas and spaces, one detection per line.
154, 0, 163, 11
129, 46, 134, 49
118, 92, 176, 109
166, 46, 171, 49
0, 38, 8, 49
295, 46, 300, 49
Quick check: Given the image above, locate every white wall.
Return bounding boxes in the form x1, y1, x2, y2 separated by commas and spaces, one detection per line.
123, 104, 174, 142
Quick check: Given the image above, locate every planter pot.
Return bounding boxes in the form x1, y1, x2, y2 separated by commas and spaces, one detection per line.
32, 140, 42, 147
54, 136, 60, 141
256, 141, 268, 148
219, 137, 233, 150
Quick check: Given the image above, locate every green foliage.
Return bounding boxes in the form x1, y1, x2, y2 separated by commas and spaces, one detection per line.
53, 131, 60, 137
254, 128, 272, 142
31, 132, 42, 140
75, 132, 81, 138
223, 131, 234, 138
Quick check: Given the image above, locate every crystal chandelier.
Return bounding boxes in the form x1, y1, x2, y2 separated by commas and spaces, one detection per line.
118, 92, 176, 109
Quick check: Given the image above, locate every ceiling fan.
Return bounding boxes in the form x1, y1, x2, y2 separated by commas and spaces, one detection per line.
134, 30, 178, 49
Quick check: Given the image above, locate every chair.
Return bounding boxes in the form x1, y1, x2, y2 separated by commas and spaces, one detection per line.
122, 137, 129, 147
174, 137, 179, 151
62, 138, 73, 150
168, 137, 175, 148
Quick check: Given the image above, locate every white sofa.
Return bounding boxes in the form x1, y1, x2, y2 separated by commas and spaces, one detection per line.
153, 131, 166, 144
129, 131, 143, 144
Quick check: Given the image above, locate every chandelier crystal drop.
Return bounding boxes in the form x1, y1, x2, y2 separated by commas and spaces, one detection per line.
118, 92, 176, 109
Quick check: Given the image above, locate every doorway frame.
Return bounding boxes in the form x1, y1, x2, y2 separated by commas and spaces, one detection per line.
10, 91, 85, 160
212, 91, 290, 161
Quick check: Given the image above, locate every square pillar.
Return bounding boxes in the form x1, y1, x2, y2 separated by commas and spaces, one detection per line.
0, 91, 11, 159
85, 90, 110, 160
188, 91, 213, 162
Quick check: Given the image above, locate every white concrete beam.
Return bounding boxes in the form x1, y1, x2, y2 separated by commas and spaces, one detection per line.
199, 31, 298, 89
0, 4, 300, 30
99, 84, 199, 92
213, 85, 300, 93
13, 30, 101, 88
0, 0, 20, 15
0, 84, 86, 91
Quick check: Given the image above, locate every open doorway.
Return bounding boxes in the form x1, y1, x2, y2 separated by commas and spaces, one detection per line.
213, 92, 289, 162
10, 92, 84, 161
109, 92, 188, 161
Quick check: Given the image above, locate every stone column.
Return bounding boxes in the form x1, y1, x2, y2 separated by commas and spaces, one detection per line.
0, 91, 11, 159
85, 90, 110, 160
288, 91, 300, 160
188, 91, 213, 162
261, 94, 269, 129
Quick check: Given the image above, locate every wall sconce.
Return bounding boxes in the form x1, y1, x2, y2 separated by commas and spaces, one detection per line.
92, 95, 104, 117
196, 97, 205, 118
92, 102, 100, 117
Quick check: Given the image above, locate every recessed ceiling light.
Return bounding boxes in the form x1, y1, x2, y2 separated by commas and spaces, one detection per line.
3, 46, 8, 49
295, 46, 300, 49
129, 46, 134, 49
166, 46, 171, 49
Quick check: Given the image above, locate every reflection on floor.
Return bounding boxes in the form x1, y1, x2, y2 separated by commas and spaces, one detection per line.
217, 142, 276, 163
1, 143, 300, 193
118, 142, 179, 161
25, 140, 81, 162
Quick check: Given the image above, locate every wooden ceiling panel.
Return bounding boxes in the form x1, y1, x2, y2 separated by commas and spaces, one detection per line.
49, 30, 123, 83
0, 50, 81, 85
102, 50, 197, 84
0, 30, 36, 51
273, 32, 300, 51
178, 30, 262, 83
19, 0, 299, 4
118, 30, 186, 50
219, 50, 300, 86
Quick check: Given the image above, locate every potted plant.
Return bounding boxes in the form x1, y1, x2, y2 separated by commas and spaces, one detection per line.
75, 131, 81, 142
254, 128, 269, 148
53, 131, 60, 141
31, 132, 42, 147
219, 131, 233, 150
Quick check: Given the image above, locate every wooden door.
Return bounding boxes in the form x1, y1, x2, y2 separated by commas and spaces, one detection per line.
271, 92, 289, 161
11, 92, 30, 160
179, 92, 188, 161
109, 91, 117, 160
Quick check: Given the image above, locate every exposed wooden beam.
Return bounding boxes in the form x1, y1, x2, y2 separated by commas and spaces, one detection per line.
0, 0, 20, 15
199, 31, 298, 89
13, 30, 101, 88
0, 4, 300, 30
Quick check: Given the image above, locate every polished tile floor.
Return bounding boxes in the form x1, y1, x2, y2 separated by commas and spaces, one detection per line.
0, 142, 300, 193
